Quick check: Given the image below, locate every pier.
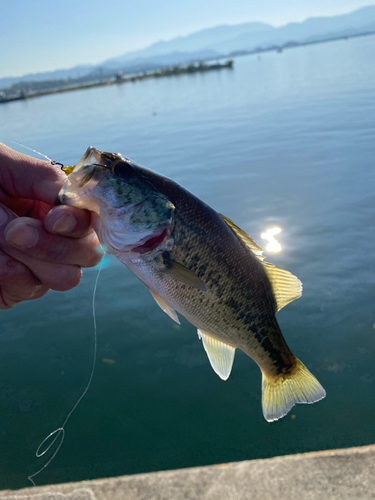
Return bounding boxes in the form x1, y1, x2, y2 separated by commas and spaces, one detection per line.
1, 444, 374, 499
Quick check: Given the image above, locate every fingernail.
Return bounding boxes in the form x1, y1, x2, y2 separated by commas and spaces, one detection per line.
52, 213, 76, 234
5, 223, 39, 249
0, 206, 8, 226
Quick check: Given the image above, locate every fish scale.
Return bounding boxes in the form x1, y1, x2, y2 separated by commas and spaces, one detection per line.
59, 146, 326, 422
161, 193, 283, 359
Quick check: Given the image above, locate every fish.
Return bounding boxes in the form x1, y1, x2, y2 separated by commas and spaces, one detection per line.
57, 147, 326, 422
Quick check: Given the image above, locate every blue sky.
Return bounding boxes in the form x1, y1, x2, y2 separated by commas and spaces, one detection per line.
0, 0, 373, 78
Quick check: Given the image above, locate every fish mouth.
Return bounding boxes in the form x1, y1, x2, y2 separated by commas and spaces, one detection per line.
132, 228, 169, 255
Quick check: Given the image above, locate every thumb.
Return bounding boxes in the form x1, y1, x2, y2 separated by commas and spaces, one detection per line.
0, 143, 67, 205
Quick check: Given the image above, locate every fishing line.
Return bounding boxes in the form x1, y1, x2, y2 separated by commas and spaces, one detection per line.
27, 256, 104, 486
0, 138, 107, 484
0, 138, 73, 171
0, 138, 55, 163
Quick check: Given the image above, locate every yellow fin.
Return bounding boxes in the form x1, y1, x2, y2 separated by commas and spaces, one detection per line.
148, 288, 180, 324
198, 330, 236, 380
220, 214, 302, 312
262, 262, 302, 312
261, 358, 326, 422
220, 214, 265, 260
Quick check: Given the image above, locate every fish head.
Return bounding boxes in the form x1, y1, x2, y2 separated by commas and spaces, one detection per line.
57, 147, 175, 254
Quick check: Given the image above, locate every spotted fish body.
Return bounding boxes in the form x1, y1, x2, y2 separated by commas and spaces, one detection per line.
58, 147, 325, 421
129, 181, 291, 373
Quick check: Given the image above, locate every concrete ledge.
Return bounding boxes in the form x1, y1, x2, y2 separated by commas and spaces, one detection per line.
1, 444, 374, 500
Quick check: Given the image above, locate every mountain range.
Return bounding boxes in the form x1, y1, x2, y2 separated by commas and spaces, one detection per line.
1, 5, 375, 89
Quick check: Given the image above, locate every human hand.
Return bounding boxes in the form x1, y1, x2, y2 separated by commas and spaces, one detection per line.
0, 143, 102, 309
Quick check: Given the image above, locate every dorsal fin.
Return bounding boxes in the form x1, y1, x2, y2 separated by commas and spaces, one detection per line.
198, 330, 236, 380
220, 213, 302, 312
261, 262, 302, 312
220, 214, 265, 260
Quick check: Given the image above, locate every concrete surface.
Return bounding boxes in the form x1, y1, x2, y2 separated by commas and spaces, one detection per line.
1, 444, 374, 500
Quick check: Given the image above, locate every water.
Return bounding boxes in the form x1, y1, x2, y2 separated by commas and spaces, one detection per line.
0, 35, 374, 489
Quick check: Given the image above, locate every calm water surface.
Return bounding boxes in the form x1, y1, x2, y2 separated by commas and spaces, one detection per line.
0, 35, 374, 488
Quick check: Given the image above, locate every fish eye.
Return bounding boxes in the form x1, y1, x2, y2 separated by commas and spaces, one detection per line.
113, 161, 134, 178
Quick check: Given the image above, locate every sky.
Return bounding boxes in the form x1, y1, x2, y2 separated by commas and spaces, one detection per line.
0, 0, 373, 78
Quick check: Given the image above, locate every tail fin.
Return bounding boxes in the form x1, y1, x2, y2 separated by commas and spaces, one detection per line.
261, 358, 326, 422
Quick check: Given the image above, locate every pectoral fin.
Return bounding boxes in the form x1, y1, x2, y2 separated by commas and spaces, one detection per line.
148, 288, 180, 324
198, 330, 235, 380
162, 254, 206, 291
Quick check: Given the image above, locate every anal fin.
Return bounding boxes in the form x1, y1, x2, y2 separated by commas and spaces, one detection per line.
198, 330, 235, 380
148, 288, 180, 324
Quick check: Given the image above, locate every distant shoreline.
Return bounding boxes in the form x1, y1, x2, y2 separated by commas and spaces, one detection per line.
227, 29, 375, 58
0, 61, 233, 105
1, 29, 374, 106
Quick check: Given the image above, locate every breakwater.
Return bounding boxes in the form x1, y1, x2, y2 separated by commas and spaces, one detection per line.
0, 60, 233, 104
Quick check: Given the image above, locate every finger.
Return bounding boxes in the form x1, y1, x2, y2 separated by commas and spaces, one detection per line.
0, 143, 67, 204
0, 249, 49, 309
3, 217, 102, 268
44, 205, 93, 238
0, 204, 85, 291
0, 204, 97, 292
1, 227, 83, 292
5, 253, 83, 292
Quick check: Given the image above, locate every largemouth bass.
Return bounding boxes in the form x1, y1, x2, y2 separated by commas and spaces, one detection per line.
58, 147, 325, 422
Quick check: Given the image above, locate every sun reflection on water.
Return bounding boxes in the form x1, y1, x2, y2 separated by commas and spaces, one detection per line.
261, 227, 282, 252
